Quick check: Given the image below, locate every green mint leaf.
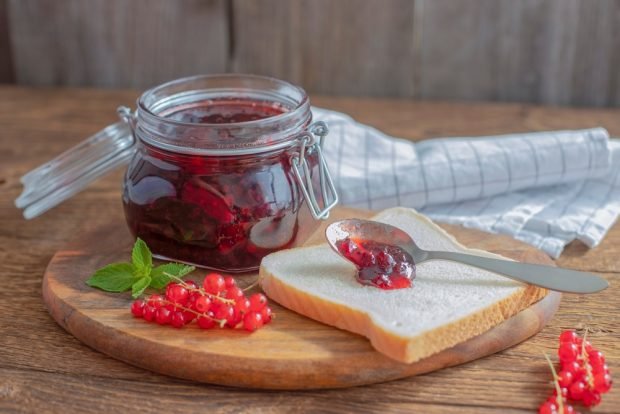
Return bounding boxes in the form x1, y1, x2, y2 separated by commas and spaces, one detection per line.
150, 263, 195, 289
86, 263, 137, 292
86, 238, 192, 297
131, 275, 151, 298
131, 238, 152, 274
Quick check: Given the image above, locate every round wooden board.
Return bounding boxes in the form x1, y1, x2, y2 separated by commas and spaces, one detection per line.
42, 208, 561, 390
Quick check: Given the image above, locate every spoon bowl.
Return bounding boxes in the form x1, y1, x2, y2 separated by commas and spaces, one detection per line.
326, 219, 608, 294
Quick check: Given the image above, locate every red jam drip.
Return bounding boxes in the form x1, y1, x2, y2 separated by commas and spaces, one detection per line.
123, 99, 318, 271
336, 237, 416, 290
164, 99, 289, 124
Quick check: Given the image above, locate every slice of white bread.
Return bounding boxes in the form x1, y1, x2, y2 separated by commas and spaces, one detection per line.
259, 207, 547, 364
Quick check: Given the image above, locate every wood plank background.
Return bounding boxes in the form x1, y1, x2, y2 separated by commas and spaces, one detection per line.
1, 0, 620, 106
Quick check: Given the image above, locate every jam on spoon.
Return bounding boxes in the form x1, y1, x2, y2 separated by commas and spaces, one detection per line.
327, 219, 609, 294
335, 237, 416, 290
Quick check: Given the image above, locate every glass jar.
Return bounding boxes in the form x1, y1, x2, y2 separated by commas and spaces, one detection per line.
16, 74, 339, 272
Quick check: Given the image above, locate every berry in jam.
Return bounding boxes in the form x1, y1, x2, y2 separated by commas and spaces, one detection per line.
335, 237, 416, 290
123, 98, 319, 271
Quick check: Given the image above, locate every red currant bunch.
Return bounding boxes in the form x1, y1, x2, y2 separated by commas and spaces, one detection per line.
130, 273, 273, 332
539, 330, 613, 414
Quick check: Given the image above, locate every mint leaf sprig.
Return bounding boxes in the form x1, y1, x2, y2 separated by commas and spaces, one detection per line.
86, 238, 195, 298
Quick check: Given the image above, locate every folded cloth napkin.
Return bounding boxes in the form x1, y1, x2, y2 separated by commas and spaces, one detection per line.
313, 108, 620, 258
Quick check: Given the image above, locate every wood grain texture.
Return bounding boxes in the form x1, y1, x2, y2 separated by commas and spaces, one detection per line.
41, 209, 558, 389
0, 87, 619, 412
231, 0, 416, 97
0, 0, 13, 83
413, 0, 620, 106
6, 0, 228, 88
233, 0, 620, 106
0, 367, 562, 414
3, 0, 620, 106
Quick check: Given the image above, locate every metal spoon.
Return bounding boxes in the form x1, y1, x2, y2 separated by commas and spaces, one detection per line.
325, 219, 608, 294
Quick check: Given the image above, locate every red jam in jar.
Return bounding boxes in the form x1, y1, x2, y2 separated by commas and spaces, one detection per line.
165, 99, 288, 124
121, 75, 338, 272
336, 237, 416, 289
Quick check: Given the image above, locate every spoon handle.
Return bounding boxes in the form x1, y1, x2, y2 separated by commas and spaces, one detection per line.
425, 251, 608, 293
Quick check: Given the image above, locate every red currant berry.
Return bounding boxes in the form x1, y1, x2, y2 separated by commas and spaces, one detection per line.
183, 310, 196, 323
197, 313, 216, 329
155, 307, 172, 325
203, 273, 225, 294
214, 304, 234, 324
213, 302, 234, 320
562, 405, 576, 414
562, 360, 584, 380
243, 312, 264, 332
164, 303, 176, 312
188, 291, 202, 304
224, 276, 236, 288
147, 294, 165, 308
593, 372, 612, 393
224, 286, 244, 301
559, 330, 578, 344
194, 295, 212, 313
130, 300, 145, 317
582, 390, 601, 407
568, 380, 586, 400
588, 350, 605, 368
209, 300, 222, 314
249, 293, 267, 312
165, 282, 189, 305
184, 279, 198, 290
538, 401, 556, 414
185, 293, 197, 307
234, 297, 251, 314
545, 396, 559, 406
558, 342, 579, 362
592, 363, 609, 375
143, 305, 156, 322
260, 306, 273, 324
171, 311, 186, 328
226, 308, 242, 328
558, 370, 574, 388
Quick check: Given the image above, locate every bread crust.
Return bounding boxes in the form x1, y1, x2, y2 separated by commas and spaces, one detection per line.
259, 208, 548, 364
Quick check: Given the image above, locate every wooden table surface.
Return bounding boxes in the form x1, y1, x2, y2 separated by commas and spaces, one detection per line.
0, 86, 618, 413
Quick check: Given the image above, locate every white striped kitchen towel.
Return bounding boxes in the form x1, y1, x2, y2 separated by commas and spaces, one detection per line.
313, 108, 620, 258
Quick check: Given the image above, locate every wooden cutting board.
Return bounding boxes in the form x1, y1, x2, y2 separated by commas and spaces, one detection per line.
42, 207, 560, 389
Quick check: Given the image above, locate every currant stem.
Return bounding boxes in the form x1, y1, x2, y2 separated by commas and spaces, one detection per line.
146, 297, 226, 325
241, 278, 260, 292
581, 328, 595, 389
163, 272, 188, 286
544, 353, 565, 413
163, 272, 235, 305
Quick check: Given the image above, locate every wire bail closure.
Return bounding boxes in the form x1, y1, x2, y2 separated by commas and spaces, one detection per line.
117, 105, 137, 136
291, 121, 339, 220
